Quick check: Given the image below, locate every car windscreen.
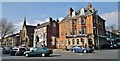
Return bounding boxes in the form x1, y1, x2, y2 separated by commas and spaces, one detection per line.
42, 48, 48, 50
19, 48, 26, 50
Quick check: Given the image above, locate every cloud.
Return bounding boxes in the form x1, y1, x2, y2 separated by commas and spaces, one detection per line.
13, 18, 49, 33
100, 11, 118, 29
34, 18, 49, 24
58, 17, 64, 22
14, 17, 64, 33
14, 20, 37, 33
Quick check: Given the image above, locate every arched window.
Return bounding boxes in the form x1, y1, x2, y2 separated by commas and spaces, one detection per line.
68, 39, 70, 45
77, 39, 79, 44
72, 39, 75, 44
36, 36, 39, 42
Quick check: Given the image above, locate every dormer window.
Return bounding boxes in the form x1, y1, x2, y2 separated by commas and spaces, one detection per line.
72, 11, 76, 17
80, 8, 85, 15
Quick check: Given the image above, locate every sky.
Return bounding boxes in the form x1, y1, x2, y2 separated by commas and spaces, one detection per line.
2, 2, 118, 33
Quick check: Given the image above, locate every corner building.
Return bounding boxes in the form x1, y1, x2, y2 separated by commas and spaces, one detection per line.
58, 3, 106, 49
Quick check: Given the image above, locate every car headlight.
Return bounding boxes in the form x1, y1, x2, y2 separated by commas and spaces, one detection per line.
114, 44, 117, 46
110, 46, 113, 47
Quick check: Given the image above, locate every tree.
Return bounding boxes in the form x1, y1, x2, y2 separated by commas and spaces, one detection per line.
0, 18, 15, 43
106, 24, 118, 34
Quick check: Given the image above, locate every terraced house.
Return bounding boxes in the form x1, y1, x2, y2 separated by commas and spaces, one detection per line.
58, 3, 106, 49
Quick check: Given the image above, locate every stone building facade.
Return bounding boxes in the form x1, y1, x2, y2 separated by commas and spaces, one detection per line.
2, 33, 20, 47
20, 17, 36, 47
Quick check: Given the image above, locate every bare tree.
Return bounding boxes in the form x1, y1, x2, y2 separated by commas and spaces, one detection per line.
106, 24, 117, 33
0, 18, 15, 43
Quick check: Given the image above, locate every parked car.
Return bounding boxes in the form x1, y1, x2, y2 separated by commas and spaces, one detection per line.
19, 45, 29, 50
10, 47, 28, 56
109, 44, 118, 49
3, 46, 13, 54
71, 46, 94, 53
23, 47, 53, 57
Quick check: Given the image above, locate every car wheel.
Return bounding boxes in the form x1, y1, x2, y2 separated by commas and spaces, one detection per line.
15, 53, 18, 56
25, 53, 29, 57
83, 50, 87, 53
9, 53, 12, 56
41, 53, 45, 57
72, 50, 75, 53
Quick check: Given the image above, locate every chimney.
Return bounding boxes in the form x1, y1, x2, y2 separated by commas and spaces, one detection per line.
87, 3, 92, 10
37, 24, 40, 26
49, 17, 52, 22
57, 19, 59, 22
69, 7, 74, 16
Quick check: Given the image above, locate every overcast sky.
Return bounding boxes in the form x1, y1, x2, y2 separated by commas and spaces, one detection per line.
2, 2, 118, 33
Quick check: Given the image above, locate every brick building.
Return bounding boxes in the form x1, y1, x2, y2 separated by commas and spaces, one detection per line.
20, 17, 36, 47
33, 17, 59, 48
58, 3, 106, 49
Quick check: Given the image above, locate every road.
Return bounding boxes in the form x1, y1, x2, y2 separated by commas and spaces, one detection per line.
1, 49, 119, 59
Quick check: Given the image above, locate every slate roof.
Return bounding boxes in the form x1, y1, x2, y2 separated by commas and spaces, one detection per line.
35, 22, 50, 29
60, 8, 95, 23
26, 25, 36, 35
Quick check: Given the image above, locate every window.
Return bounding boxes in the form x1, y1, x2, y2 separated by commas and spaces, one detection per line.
72, 39, 75, 44
81, 17, 85, 24
81, 26, 86, 34
78, 27, 81, 34
72, 20, 75, 26
81, 38, 84, 43
70, 28, 76, 35
68, 39, 70, 45
73, 28, 76, 35
78, 18, 81, 24
70, 20, 76, 26
70, 29, 73, 35
62, 41, 64, 44
65, 40, 67, 44
77, 39, 79, 44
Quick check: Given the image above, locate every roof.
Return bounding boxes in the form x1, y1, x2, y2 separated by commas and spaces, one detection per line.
5, 33, 19, 38
35, 22, 50, 29
61, 15, 69, 23
26, 25, 36, 35
60, 8, 96, 23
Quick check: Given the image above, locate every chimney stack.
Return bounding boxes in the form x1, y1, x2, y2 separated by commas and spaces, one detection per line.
37, 24, 40, 26
49, 17, 53, 22
57, 19, 59, 22
87, 3, 92, 10
69, 7, 74, 17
